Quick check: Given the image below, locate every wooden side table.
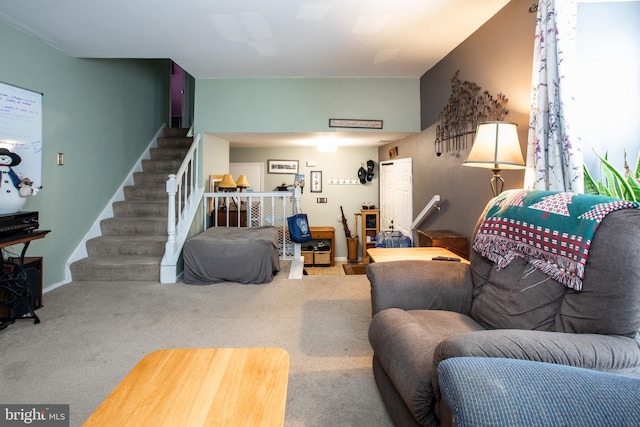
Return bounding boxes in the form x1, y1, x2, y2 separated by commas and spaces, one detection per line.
308, 226, 335, 266
417, 230, 469, 260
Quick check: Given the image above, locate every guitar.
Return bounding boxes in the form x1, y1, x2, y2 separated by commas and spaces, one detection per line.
340, 206, 351, 238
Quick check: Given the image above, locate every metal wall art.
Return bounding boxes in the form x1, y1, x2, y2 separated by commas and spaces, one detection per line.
434, 71, 509, 156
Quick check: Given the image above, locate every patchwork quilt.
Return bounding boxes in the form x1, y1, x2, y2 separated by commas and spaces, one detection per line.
474, 190, 639, 290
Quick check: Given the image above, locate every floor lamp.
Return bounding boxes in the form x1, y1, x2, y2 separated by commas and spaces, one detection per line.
463, 121, 525, 197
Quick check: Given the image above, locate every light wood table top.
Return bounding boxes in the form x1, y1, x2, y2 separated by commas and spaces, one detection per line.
83, 348, 290, 427
367, 247, 470, 264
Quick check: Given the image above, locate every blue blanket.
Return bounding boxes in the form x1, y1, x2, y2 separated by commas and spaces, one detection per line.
474, 190, 639, 290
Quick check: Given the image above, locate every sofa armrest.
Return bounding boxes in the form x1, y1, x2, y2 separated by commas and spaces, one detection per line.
434, 329, 640, 373
437, 357, 640, 427
366, 260, 473, 316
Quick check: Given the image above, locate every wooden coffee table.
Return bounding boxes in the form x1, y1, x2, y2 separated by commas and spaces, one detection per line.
83, 348, 290, 427
367, 247, 470, 264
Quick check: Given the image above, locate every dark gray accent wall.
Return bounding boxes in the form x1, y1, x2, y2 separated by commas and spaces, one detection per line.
380, 1, 536, 245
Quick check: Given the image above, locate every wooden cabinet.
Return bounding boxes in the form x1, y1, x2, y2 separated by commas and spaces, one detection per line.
361, 209, 379, 263
417, 230, 469, 260
212, 207, 247, 227
302, 226, 335, 266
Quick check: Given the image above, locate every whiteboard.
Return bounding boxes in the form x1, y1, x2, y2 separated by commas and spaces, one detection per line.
0, 81, 43, 188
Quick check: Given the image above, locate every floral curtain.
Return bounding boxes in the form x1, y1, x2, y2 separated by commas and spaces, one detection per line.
524, 0, 583, 192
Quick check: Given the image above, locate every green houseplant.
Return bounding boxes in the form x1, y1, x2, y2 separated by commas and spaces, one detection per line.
584, 151, 640, 202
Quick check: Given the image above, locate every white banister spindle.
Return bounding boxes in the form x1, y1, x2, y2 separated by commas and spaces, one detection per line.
202, 191, 294, 259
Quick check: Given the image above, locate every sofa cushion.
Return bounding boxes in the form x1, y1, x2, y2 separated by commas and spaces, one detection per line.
438, 357, 640, 427
368, 308, 484, 426
470, 257, 566, 331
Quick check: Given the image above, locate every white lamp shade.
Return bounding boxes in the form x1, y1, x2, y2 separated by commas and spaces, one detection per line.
463, 121, 525, 170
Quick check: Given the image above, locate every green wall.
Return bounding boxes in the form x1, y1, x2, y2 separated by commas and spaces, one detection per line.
195, 77, 420, 259
194, 78, 420, 134
0, 22, 170, 288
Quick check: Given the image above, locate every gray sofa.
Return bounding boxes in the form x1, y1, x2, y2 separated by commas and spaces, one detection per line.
437, 357, 640, 427
367, 192, 640, 427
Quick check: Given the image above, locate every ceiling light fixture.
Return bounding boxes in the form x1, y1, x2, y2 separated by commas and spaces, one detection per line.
317, 140, 338, 152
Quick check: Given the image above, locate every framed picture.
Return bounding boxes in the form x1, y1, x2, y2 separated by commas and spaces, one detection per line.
310, 171, 322, 193
267, 159, 299, 174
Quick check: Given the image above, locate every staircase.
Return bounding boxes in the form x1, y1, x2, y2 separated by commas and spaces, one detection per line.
70, 128, 192, 281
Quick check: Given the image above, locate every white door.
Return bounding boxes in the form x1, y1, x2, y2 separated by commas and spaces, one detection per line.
380, 158, 413, 237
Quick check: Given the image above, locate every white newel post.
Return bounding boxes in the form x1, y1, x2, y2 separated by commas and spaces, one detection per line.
294, 186, 302, 259
165, 174, 177, 258
288, 185, 304, 279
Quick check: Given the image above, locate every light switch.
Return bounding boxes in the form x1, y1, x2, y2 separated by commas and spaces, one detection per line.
57, 153, 64, 165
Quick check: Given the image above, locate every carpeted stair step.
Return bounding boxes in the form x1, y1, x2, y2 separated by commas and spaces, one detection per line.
86, 235, 166, 257
70, 256, 160, 281
70, 127, 190, 283
124, 185, 167, 201
141, 159, 182, 173
100, 217, 167, 236
162, 127, 190, 137
133, 172, 170, 186
150, 147, 190, 160
156, 136, 193, 149
113, 200, 167, 217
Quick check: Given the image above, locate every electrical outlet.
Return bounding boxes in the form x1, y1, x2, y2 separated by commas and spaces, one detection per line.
317, 197, 327, 203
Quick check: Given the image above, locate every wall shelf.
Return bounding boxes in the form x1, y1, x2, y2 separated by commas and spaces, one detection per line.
361, 209, 379, 264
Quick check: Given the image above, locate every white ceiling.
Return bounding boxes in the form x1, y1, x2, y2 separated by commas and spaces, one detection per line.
0, 0, 513, 147
0, 0, 511, 78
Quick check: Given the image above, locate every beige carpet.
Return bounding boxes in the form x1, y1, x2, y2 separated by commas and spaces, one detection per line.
0, 261, 392, 427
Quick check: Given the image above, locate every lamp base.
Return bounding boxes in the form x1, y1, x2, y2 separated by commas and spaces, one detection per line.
490, 169, 504, 197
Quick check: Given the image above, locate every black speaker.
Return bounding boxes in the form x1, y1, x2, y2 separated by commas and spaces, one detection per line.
0, 257, 42, 319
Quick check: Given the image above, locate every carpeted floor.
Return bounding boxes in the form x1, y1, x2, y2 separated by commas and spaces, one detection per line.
0, 261, 392, 427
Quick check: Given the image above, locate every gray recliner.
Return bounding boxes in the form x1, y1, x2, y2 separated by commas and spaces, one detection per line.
367, 192, 640, 427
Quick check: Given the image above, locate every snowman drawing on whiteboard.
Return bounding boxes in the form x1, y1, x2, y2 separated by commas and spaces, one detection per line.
0, 147, 37, 214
